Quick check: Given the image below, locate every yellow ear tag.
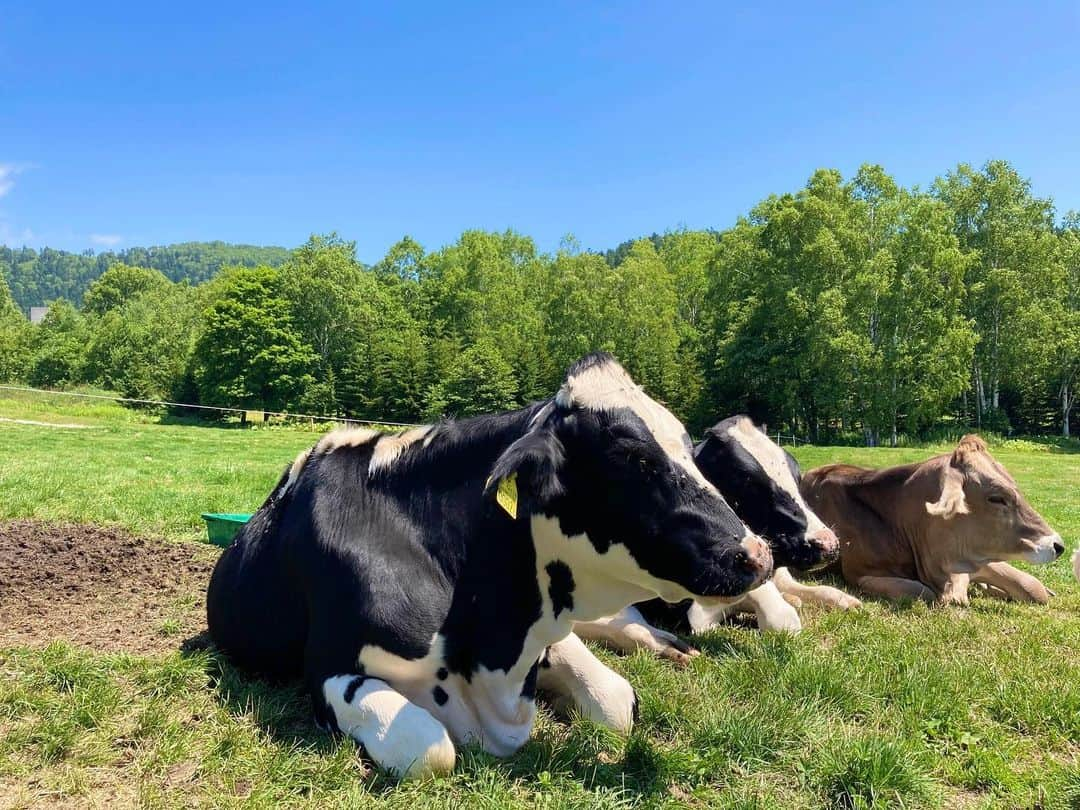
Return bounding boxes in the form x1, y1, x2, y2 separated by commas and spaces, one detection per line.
495, 474, 518, 519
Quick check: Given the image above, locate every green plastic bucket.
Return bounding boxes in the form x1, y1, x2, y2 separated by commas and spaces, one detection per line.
200, 513, 253, 548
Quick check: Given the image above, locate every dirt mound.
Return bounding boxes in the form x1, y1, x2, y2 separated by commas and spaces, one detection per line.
0, 520, 219, 655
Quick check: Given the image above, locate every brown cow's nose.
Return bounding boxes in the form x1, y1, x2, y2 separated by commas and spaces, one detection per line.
810, 526, 840, 559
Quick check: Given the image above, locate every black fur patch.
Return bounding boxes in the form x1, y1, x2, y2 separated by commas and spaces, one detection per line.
520, 659, 540, 700
432, 685, 449, 706
344, 675, 367, 704
695, 415, 821, 570
545, 560, 575, 618
317, 703, 339, 734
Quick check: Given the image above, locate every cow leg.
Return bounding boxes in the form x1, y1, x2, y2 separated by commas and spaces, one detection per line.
856, 575, 937, 603
971, 562, 1052, 604
740, 580, 801, 633
321, 674, 456, 780
975, 581, 1013, 600
772, 566, 863, 611
939, 573, 971, 606
573, 605, 698, 666
536, 634, 637, 733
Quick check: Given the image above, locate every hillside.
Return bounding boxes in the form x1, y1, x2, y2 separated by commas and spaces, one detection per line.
0, 241, 291, 310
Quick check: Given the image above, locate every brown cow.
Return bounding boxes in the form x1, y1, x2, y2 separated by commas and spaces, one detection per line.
800, 435, 1065, 604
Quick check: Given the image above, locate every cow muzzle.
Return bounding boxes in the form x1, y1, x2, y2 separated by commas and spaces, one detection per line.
807, 526, 840, 565
1022, 534, 1065, 564
695, 534, 774, 607
741, 534, 774, 587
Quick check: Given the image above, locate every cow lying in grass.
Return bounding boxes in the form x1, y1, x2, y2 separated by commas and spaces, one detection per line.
206, 354, 772, 779
573, 417, 857, 660
801, 435, 1064, 604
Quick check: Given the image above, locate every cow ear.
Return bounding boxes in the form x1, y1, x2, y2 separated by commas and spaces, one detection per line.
486, 424, 565, 508
925, 463, 969, 519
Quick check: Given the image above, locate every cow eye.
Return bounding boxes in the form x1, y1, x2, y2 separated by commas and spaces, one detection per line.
987, 494, 1008, 506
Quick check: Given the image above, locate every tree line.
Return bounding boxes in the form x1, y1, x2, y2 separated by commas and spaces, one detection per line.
0, 241, 291, 310
0, 160, 1077, 442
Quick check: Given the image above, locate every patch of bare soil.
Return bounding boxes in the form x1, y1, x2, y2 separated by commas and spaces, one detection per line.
0, 520, 218, 655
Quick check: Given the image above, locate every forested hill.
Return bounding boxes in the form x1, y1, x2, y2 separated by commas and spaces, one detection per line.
0, 242, 291, 310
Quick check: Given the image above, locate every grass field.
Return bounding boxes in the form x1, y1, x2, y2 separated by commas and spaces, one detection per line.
1, 391, 1078, 809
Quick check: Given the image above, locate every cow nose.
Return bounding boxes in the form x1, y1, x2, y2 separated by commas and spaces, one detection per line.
1052, 539, 1065, 558
740, 534, 774, 583
809, 526, 840, 560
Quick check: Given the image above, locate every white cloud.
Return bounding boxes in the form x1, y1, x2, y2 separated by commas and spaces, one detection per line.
0, 162, 36, 199
89, 233, 123, 247
0, 164, 16, 199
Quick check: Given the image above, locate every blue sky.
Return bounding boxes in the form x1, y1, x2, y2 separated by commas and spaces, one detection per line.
2, 2, 1079, 260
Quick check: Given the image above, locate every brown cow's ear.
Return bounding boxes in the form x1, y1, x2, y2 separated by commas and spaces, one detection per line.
926, 463, 970, 519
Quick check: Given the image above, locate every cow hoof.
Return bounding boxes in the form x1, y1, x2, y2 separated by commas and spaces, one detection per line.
660, 643, 700, 667
836, 594, 863, 610
1020, 587, 1051, 605
939, 596, 970, 607
655, 632, 699, 666
782, 593, 803, 609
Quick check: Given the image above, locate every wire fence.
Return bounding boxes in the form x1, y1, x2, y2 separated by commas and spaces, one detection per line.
0, 385, 422, 430
0, 384, 821, 445
773, 432, 811, 447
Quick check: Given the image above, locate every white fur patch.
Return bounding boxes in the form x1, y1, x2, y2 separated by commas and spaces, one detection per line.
686, 599, 737, 633
574, 606, 695, 663
278, 448, 311, 498
562, 359, 715, 491
536, 633, 636, 733
356, 636, 537, 757
772, 566, 862, 611
1021, 533, 1063, 564
323, 675, 455, 779
741, 580, 801, 633
531, 514, 688, 615
369, 426, 433, 472
316, 426, 381, 454
686, 581, 802, 634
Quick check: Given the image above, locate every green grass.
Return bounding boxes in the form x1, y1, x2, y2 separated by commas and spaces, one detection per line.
0, 389, 317, 540
2, 393, 1079, 808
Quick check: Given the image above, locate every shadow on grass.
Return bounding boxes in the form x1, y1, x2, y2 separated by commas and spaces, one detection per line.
157, 414, 253, 430
180, 632, 329, 752
178, 631, 682, 798
688, 627, 762, 659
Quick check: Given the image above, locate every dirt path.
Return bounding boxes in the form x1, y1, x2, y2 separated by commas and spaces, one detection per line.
0, 416, 97, 428
0, 520, 219, 655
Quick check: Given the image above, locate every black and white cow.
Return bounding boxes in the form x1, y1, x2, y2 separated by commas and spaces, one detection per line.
690, 416, 861, 627
575, 416, 860, 658
206, 355, 772, 778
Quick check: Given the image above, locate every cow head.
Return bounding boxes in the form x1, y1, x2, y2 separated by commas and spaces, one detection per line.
694, 416, 839, 571
925, 435, 1064, 566
486, 354, 772, 611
